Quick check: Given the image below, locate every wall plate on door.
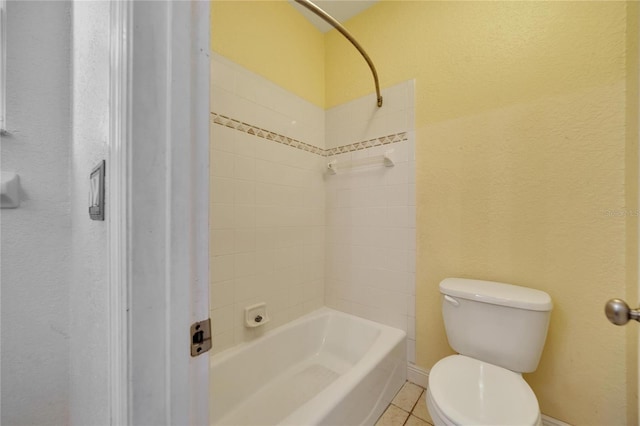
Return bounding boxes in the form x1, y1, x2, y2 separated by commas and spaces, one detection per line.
89, 160, 105, 221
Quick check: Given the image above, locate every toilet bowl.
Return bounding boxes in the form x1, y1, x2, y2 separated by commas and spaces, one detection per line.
426, 278, 552, 426
427, 355, 542, 426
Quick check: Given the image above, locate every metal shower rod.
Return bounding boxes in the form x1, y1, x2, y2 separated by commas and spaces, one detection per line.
294, 0, 383, 108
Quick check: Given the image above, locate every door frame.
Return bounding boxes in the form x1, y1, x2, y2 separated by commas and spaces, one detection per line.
107, 0, 131, 423
108, 1, 210, 424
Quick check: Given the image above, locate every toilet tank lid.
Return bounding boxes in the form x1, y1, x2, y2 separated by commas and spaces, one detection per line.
440, 278, 552, 312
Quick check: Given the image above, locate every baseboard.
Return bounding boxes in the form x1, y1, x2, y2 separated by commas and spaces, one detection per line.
541, 414, 572, 426
407, 363, 571, 426
407, 362, 429, 388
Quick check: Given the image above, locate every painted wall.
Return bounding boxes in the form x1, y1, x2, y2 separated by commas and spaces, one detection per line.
1, 2, 71, 424
69, 1, 110, 423
211, 0, 324, 107
625, 4, 639, 421
324, 2, 637, 424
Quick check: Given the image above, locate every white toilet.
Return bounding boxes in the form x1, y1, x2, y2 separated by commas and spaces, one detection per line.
426, 278, 552, 426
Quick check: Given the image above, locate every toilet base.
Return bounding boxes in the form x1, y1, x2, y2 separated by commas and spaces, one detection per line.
426, 387, 454, 426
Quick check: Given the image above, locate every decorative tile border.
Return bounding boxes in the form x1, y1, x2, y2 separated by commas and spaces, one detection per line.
324, 132, 407, 157
211, 112, 407, 158
212, 113, 324, 155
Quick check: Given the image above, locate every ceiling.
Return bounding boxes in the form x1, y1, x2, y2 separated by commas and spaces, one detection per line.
288, 0, 379, 33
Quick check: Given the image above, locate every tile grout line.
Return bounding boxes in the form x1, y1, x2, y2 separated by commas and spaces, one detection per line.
405, 388, 428, 426
400, 404, 411, 426
413, 389, 435, 426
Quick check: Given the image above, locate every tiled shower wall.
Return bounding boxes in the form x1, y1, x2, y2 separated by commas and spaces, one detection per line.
210, 53, 326, 354
210, 53, 416, 362
324, 82, 417, 363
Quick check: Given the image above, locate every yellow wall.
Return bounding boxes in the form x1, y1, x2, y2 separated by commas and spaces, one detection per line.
625, 3, 639, 423
325, 1, 638, 424
211, 0, 325, 107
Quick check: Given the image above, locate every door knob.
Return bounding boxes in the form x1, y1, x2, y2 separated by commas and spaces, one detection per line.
605, 298, 640, 325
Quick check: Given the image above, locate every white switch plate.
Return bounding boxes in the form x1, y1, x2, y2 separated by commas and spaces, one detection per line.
89, 160, 105, 220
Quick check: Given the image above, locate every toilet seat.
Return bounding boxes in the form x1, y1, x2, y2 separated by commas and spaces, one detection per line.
428, 355, 540, 426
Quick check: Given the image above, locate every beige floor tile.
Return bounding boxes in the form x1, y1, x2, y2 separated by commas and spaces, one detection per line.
405, 414, 429, 426
392, 382, 423, 412
375, 404, 410, 426
412, 390, 433, 424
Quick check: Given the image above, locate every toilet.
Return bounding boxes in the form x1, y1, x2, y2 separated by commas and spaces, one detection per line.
426, 278, 552, 426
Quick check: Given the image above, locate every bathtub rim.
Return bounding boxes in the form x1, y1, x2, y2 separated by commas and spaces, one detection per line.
209, 307, 406, 366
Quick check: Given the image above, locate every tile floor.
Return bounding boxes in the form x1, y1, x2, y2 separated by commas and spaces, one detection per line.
375, 381, 434, 426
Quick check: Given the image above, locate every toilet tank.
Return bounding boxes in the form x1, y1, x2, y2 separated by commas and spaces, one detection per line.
440, 278, 552, 373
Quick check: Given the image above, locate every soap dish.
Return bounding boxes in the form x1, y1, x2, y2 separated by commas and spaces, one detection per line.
245, 302, 270, 328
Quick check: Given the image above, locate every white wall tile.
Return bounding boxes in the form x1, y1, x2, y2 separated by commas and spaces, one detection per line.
407, 339, 416, 364
211, 305, 234, 336
324, 80, 416, 364
381, 311, 408, 332
210, 279, 234, 310
377, 83, 409, 116
211, 204, 235, 229
407, 273, 416, 296
210, 56, 326, 354
212, 331, 234, 354
211, 86, 240, 119
234, 180, 255, 205
408, 233, 416, 251
388, 206, 410, 228
408, 295, 416, 318
234, 228, 256, 254
407, 316, 416, 340
384, 162, 409, 186
384, 249, 409, 272
234, 275, 261, 302
234, 132, 257, 158
211, 149, 235, 178
211, 177, 235, 204
211, 57, 236, 92
408, 206, 416, 229
407, 250, 416, 274
255, 250, 276, 275
211, 123, 236, 153
234, 205, 256, 229
408, 161, 416, 184
234, 68, 271, 105
211, 229, 234, 257
386, 184, 409, 207
234, 251, 256, 278
210, 55, 415, 362
211, 254, 235, 284
408, 184, 416, 207
254, 228, 278, 250
234, 155, 255, 181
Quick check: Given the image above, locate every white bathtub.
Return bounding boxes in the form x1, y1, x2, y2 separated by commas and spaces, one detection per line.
210, 308, 407, 426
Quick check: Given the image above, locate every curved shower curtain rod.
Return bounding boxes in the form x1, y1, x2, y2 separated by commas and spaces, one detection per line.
294, 0, 383, 107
